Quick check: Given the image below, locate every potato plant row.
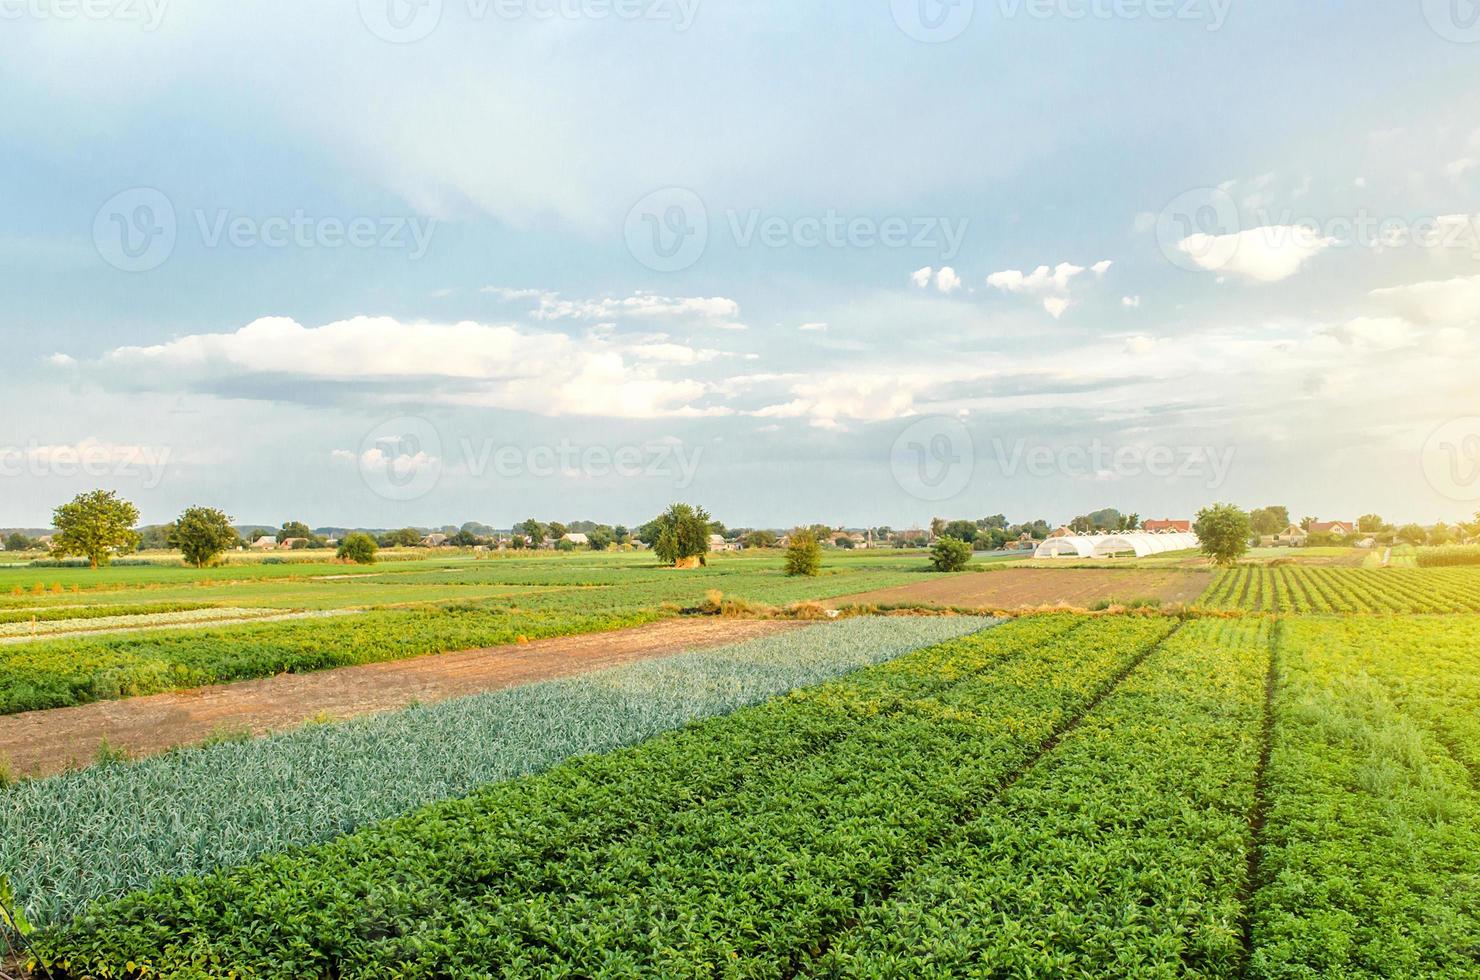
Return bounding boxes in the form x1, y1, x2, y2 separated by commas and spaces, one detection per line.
30, 615, 1174, 978
1200, 566, 1480, 614
2, 616, 996, 928
1250, 618, 1480, 976
810, 617, 1270, 978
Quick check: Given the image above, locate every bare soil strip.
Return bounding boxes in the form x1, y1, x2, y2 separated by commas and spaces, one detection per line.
0, 618, 803, 779
826, 566, 1213, 610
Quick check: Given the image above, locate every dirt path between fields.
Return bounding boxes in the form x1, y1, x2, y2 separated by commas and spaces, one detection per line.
0, 618, 804, 779
825, 566, 1213, 610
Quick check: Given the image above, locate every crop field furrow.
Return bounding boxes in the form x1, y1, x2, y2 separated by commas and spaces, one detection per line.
28, 616, 1169, 979
1249, 618, 1480, 977
1201, 567, 1480, 614
807, 618, 1268, 978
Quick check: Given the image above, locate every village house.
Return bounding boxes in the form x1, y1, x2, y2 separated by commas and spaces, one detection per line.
563, 532, 590, 547
249, 536, 280, 550
421, 533, 449, 547
1142, 519, 1192, 533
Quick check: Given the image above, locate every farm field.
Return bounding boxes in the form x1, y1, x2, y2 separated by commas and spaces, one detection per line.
10, 610, 1480, 977
0, 618, 807, 778
0, 550, 945, 715
1201, 565, 1480, 613
829, 565, 1212, 610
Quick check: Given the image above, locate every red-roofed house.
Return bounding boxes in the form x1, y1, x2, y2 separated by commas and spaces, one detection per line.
1142, 519, 1192, 533
1308, 521, 1355, 535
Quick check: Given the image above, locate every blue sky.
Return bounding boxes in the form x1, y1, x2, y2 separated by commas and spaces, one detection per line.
3, 0, 1480, 529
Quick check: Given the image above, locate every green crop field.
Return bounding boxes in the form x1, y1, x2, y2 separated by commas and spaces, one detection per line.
0, 550, 950, 714
6, 551, 1480, 978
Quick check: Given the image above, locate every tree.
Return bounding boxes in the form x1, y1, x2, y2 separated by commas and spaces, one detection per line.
745, 529, 779, 549
276, 521, 314, 543
587, 528, 614, 550
834, 535, 856, 549
929, 517, 946, 539
784, 529, 822, 577
4, 532, 34, 553
1428, 522, 1454, 546
519, 519, 547, 547
1194, 503, 1252, 566
548, 522, 569, 541
447, 529, 482, 547
1299, 516, 1317, 531
1397, 523, 1427, 546
1357, 514, 1386, 534
337, 531, 379, 564
169, 506, 238, 568
138, 523, 175, 550
942, 520, 978, 543
613, 525, 630, 545
1249, 506, 1291, 536
649, 503, 712, 567
510, 534, 528, 550
930, 536, 973, 572
50, 490, 141, 568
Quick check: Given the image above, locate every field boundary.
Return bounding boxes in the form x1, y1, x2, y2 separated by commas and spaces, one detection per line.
1239, 618, 1280, 976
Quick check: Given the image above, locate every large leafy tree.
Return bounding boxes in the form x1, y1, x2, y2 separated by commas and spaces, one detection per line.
50, 490, 141, 568
337, 532, 379, 565
169, 506, 238, 568
930, 536, 973, 572
649, 503, 712, 567
1194, 503, 1252, 566
1249, 506, 1291, 536
784, 529, 821, 577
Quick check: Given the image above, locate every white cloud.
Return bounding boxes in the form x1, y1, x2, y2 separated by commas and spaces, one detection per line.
910, 267, 934, 288
1124, 334, 1157, 355
1121, 296, 1141, 308
1370, 273, 1480, 325
532, 292, 741, 323
1323, 316, 1415, 352
1178, 226, 1335, 282
1444, 158, 1478, 179
1091, 260, 1113, 276
481, 286, 553, 301
798, 322, 829, 332
936, 266, 962, 293
84, 315, 732, 419
1042, 296, 1071, 319
47, 352, 76, 367
986, 262, 1087, 294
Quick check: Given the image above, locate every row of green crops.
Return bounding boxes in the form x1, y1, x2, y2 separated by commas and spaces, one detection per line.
0, 602, 658, 714
29, 615, 1176, 977
0, 602, 215, 626
0, 552, 944, 714
1251, 617, 1480, 977
813, 617, 1270, 977
1, 616, 997, 928
1416, 544, 1480, 568
1200, 566, 1480, 613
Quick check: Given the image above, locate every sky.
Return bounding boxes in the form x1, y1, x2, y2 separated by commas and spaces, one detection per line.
3, 0, 1480, 530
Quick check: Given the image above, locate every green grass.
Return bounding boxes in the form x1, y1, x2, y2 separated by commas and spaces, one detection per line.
2, 616, 997, 929
0, 550, 944, 714
1200, 566, 1480, 613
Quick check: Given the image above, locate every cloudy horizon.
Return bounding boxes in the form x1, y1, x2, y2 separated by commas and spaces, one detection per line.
4, 1, 1480, 529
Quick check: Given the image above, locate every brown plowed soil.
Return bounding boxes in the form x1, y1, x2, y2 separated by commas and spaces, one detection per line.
0, 617, 804, 779
826, 567, 1212, 610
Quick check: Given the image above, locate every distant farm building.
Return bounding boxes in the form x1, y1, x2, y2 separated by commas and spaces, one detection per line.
1142, 519, 1192, 533
1034, 531, 1199, 559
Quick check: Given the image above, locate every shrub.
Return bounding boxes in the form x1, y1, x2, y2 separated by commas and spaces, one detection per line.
784, 530, 822, 577
336, 533, 379, 565
929, 536, 972, 572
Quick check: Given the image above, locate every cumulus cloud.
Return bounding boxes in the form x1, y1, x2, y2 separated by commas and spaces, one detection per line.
1177, 226, 1335, 282
986, 262, 1088, 294
1322, 316, 1416, 352
1370, 273, 1480, 326
798, 322, 829, 332
1042, 296, 1072, 319
79, 315, 733, 419
911, 267, 962, 293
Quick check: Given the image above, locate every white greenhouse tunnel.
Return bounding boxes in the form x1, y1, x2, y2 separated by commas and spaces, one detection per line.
1033, 531, 1201, 559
